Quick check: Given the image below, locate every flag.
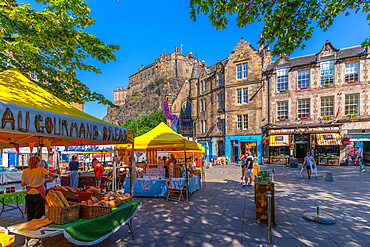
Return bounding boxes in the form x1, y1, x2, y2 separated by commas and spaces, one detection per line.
336, 106, 341, 118
272, 111, 275, 124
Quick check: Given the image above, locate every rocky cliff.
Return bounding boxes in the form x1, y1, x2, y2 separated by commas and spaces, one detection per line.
103, 77, 186, 126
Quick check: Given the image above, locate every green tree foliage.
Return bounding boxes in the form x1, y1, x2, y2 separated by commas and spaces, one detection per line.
190, 0, 370, 56
122, 109, 167, 136
0, 0, 119, 106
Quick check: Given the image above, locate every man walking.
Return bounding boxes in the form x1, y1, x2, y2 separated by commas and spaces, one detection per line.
302, 152, 315, 180
245, 152, 254, 186
69, 155, 79, 189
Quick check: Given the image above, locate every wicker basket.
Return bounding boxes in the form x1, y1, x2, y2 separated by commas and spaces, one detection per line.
61, 190, 76, 199
80, 205, 112, 219
45, 204, 80, 225
78, 192, 104, 202
120, 196, 132, 204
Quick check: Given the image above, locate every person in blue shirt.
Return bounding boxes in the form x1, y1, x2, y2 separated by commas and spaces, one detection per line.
69, 156, 79, 189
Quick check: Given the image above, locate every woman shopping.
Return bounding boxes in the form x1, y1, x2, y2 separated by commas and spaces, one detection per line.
94, 161, 104, 189
21, 156, 58, 221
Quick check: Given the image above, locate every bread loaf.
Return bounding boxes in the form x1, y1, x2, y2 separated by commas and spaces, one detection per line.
54, 190, 70, 207
87, 200, 93, 206
81, 201, 87, 206
45, 195, 53, 206
108, 200, 116, 208
91, 196, 99, 203
100, 201, 108, 207
59, 186, 68, 192
48, 192, 64, 207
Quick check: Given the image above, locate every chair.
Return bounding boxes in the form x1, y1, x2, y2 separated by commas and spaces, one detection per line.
166, 180, 185, 202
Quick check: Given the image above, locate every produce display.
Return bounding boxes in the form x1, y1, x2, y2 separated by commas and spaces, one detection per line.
82, 190, 131, 208
75, 186, 101, 194
49, 185, 76, 193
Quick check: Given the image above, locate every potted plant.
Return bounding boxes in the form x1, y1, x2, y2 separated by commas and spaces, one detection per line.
299, 86, 308, 90
279, 89, 287, 93
323, 115, 333, 119
341, 137, 351, 146
300, 116, 309, 120
322, 83, 332, 87
278, 117, 287, 121
262, 139, 269, 145
255, 171, 275, 224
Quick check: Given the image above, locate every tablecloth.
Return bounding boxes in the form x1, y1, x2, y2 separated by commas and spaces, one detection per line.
47, 200, 141, 245
0, 191, 26, 205
1, 172, 23, 184
123, 176, 201, 198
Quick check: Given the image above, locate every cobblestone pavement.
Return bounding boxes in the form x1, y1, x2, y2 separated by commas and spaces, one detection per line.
1, 164, 370, 246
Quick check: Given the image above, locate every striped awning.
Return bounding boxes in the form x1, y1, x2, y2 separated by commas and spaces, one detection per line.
270, 135, 289, 146
316, 133, 341, 146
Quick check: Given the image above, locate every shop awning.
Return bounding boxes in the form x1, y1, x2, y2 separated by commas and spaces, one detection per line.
269, 135, 289, 146
0, 69, 134, 148
316, 133, 341, 146
115, 122, 201, 151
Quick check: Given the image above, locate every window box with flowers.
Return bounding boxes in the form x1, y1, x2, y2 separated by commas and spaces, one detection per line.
347, 113, 358, 118
322, 83, 333, 88
322, 115, 333, 120
341, 138, 351, 146
278, 117, 287, 121
299, 86, 308, 90
279, 89, 287, 93
299, 116, 309, 120
262, 139, 269, 145
347, 79, 358, 84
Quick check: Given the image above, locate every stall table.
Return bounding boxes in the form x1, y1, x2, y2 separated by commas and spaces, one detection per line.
8, 201, 141, 246
0, 190, 26, 217
0, 171, 23, 184
123, 176, 201, 198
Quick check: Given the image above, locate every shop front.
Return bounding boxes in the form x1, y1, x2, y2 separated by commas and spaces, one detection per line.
346, 135, 370, 166
267, 124, 342, 165
269, 135, 290, 164
197, 137, 216, 162
225, 135, 261, 164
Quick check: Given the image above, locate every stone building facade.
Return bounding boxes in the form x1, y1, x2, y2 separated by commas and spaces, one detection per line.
262, 40, 370, 165
170, 38, 271, 162
113, 47, 198, 105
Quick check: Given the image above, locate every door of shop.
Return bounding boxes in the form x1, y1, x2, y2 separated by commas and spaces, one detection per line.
231, 141, 239, 163
296, 144, 308, 163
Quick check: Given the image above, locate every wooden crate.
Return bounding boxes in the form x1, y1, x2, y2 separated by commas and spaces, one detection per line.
255, 183, 275, 224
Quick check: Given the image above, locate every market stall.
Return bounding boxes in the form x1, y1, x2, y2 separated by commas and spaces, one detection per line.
116, 122, 203, 200
0, 69, 138, 245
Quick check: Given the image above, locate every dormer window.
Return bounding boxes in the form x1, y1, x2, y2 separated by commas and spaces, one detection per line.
320, 57, 334, 86
236, 63, 248, 80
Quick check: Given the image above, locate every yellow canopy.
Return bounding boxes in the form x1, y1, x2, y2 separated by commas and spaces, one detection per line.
115, 122, 201, 151
0, 69, 133, 147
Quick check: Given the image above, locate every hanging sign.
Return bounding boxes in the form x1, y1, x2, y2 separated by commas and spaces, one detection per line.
0, 102, 128, 144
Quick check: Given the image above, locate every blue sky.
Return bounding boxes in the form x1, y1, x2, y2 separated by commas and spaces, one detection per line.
24, 1, 369, 120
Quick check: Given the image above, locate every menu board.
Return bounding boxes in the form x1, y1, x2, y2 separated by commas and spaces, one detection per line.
270, 157, 287, 164
319, 157, 340, 165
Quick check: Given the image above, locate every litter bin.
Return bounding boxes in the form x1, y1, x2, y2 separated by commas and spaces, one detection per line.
290, 158, 298, 168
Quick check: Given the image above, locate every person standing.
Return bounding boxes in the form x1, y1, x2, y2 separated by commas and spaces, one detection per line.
245, 152, 254, 186
69, 155, 79, 189
302, 152, 315, 179
168, 154, 177, 165
240, 153, 247, 185
94, 161, 104, 189
21, 156, 58, 221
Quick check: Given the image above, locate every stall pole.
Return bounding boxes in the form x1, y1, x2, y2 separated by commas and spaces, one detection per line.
184, 140, 189, 202
130, 143, 135, 196
113, 151, 117, 192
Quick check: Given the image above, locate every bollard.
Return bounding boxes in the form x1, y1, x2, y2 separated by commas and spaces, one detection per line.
267, 191, 272, 246
325, 172, 334, 182
259, 191, 277, 247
